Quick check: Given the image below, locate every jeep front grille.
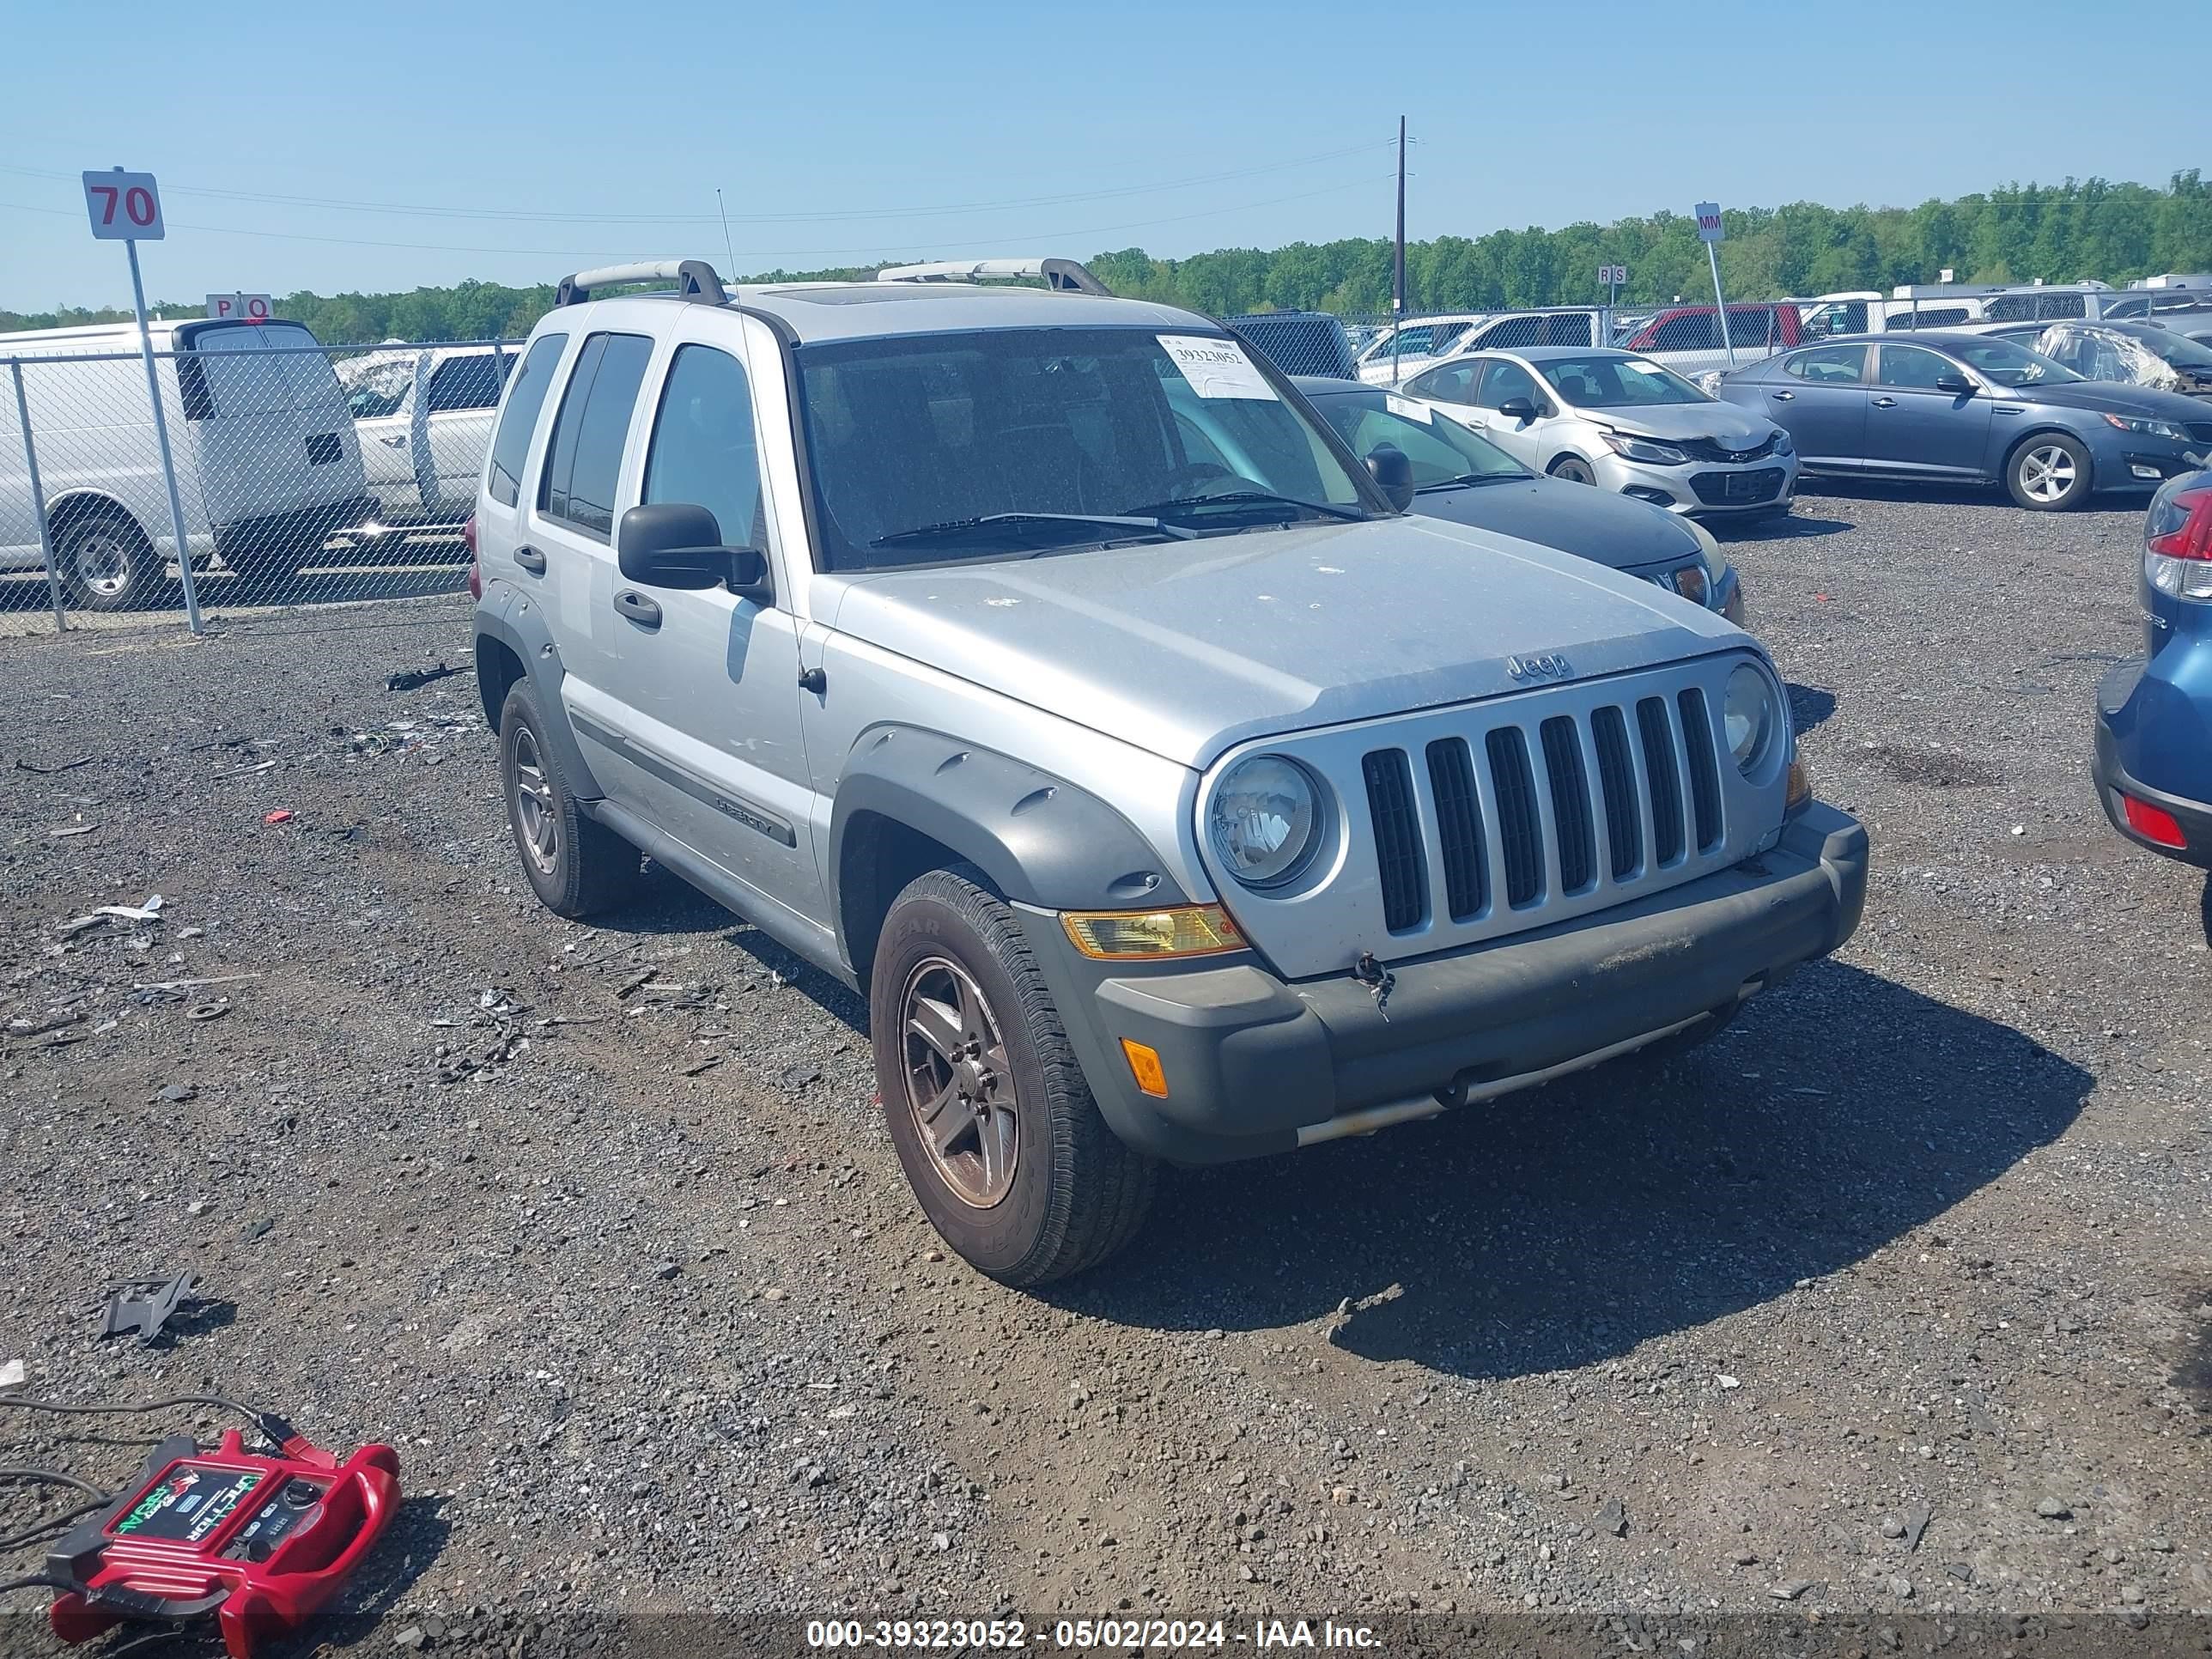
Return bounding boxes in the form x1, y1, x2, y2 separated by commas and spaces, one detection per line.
1366, 689, 1728, 935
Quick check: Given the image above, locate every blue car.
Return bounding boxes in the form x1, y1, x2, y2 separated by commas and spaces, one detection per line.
1717, 332, 2212, 510
2094, 469, 2212, 864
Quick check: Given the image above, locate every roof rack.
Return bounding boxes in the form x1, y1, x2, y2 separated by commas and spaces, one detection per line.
874, 258, 1109, 296
555, 259, 726, 308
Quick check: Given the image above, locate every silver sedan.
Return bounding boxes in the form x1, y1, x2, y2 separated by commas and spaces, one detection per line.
1399, 346, 1799, 518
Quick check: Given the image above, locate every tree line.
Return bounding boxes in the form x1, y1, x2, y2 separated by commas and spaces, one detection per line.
7, 172, 2209, 343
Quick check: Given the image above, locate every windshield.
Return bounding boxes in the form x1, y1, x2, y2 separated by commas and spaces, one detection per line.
1311, 392, 1526, 487
2140, 329, 2212, 368
1534, 355, 1711, 408
1947, 337, 2085, 387
797, 327, 1376, 570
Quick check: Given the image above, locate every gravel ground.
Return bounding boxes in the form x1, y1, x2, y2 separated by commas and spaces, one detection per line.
0, 485, 2207, 1654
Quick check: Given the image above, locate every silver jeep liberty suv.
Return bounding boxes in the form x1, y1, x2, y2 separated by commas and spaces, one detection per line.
471, 256, 1868, 1285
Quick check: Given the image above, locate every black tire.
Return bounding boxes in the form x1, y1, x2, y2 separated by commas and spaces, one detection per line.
1549, 455, 1597, 485
55, 507, 165, 611
498, 680, 641, 919
870, 865, 1155, 1286
2005, 432, 2093, 511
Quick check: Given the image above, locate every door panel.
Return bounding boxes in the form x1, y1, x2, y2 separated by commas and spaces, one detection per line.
580, 331, 827, 934
1766, 343, 1869, 465
1866, 345, 1993, 476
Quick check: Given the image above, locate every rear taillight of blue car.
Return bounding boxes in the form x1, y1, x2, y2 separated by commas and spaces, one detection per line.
2144, 483, 2212, 599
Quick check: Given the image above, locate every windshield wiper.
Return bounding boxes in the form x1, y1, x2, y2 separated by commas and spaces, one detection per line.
1417, 471, 1523, 492
1115, 489, 1365, 523
870, 511, 1194, 552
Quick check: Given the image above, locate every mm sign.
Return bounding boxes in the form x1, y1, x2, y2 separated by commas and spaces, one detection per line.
1694, 202, 1725, 244
82, 171, 164, 240
206, 293, 273, 322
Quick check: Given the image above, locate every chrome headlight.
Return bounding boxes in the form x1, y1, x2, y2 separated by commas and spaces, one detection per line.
1207, 755, 1322, 889
1601, 429, 1689, 465
1769, 427, 1795, 456
1723, 663, 1781, 774
2105, 412, 2189, 442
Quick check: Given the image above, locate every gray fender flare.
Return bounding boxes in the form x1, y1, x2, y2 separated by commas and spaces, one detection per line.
829, 723, 1194, 940
473, 578, 605, 800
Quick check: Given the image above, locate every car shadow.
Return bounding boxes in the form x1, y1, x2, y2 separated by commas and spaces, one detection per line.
1050, 960, 2090, 1381
1787, 683, 1838, 737
1709, 509, 1852, 541
594, 870, 869, 1028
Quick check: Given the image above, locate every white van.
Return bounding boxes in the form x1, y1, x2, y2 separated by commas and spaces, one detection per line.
338, 343, 513, 522
0, 317, 374, 610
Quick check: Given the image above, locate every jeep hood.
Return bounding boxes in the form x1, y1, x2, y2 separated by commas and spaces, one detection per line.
820, 518, 1743, 769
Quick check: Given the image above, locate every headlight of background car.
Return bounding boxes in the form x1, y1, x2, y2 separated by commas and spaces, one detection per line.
2105, 413, 2189, 442
1723, 663, 1780, 774
1681, 520, 1739, 615
1600, 430, 1689, 465
1769, 428, 1795, 455
1207, 755, 1322, 889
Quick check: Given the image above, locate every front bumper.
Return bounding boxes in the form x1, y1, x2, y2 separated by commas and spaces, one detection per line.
1030, 800, 1868, 1164
2092, 654, 2212, 867
1594, 450, 1799, 515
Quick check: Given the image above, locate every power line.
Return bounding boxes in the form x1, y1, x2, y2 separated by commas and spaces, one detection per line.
0, 173, 1393, 264
0, 141, 1395, 227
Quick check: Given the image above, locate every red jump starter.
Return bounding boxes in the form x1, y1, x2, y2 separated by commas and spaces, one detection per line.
43, 1428, 400, 1658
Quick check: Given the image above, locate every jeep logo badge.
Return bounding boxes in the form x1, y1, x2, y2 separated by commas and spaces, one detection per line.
1506, 653, 1572, 683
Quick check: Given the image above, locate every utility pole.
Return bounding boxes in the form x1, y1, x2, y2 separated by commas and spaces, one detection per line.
1392, 116, 1407, 386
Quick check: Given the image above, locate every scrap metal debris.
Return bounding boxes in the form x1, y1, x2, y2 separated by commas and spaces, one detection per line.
14, 754, 95, 775
386, 662, 463, 692
99, 1272, 207, 1346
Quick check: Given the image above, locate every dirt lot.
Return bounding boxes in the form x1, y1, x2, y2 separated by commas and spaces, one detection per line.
1, 485, 2208, 1652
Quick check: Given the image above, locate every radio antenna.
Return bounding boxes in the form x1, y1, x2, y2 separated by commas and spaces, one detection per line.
715, 188, 736, 278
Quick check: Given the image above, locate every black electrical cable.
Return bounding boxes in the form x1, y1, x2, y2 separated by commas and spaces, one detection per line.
0, 1498, 107, 1553
0, 1393, 294, 1451
0, 1573, 76, 1595
0, 1468, 107, 1498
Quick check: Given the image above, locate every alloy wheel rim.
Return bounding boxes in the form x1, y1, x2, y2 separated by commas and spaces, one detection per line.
1558, 461, 1594, 484
2021, 445, 2077, 503
900, 955, 1018, 1209
511, 725, 558, 874
75, 532, 131, 599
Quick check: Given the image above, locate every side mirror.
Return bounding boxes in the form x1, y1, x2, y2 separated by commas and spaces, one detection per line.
1364, 443, 1415, 512
1935, 374, 1975, 396
1496, 397, 1540, 422
617, 503, 774, 605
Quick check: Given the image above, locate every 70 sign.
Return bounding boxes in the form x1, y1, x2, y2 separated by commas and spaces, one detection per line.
82, 170, 165, 240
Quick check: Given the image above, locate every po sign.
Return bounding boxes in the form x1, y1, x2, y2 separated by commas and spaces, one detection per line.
206, 293, 273, 322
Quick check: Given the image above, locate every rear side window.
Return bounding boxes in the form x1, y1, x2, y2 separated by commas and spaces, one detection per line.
486, 334, 568, 507
642, 345, 768, 551
538, 332, 654, 538
1727, 308, 1784, 348
427, 353, 506, 414
1784, 344, 1867, 384
1542, 314, 1592, 346
1647, 313, 1719, 351
2037, 294, 2086, 320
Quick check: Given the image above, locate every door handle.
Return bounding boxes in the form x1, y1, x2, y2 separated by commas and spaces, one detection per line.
614, 589, 662, 629
1769, 390, 1794, 401
378, 434, 408, 447
513, 544, 546, 574
1871, 397, 1898, 409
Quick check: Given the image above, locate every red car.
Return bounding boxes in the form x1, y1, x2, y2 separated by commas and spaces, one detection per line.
1616, 303, 1805, 362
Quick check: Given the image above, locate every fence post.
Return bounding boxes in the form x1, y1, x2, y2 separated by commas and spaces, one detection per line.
10, 361, 69, 634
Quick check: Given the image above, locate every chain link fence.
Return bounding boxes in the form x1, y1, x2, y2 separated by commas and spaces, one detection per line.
2, 326, 520, 635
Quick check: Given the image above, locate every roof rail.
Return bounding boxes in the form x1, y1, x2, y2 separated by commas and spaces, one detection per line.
874, 258, 1109, 296
555, 259, 726, 308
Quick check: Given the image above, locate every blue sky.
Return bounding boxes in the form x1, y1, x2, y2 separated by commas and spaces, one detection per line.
2, 0, 2202, 311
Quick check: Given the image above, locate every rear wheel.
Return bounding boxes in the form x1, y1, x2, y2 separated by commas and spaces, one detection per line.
2007, 434, 2092, 511
871, 866, 1155, 1286
1549, 455, 1597, 485
56, 508, 165, 611
499, 680, 641, 918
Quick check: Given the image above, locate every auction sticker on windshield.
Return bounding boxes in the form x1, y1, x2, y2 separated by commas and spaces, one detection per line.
1385, 393, 1435, 423
1158, 335, 1277, 400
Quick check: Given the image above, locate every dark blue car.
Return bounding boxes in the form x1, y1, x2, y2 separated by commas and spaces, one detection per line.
1717, 332, 2212, 510
2094, 469, 2212, 863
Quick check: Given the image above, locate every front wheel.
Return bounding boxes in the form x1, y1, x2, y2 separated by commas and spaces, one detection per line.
498, 680, 641, 918
1549, 456, 1597, 485
2007, 434, 2092, 511
870, 866, 1155, 1286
